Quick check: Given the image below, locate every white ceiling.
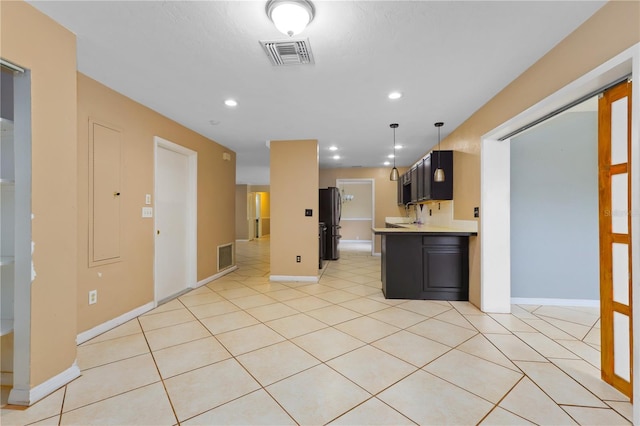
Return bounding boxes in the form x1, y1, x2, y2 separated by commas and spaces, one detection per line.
28, 0, 605, 185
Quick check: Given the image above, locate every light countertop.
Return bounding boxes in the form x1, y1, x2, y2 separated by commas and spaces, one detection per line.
373, 222, 477, 236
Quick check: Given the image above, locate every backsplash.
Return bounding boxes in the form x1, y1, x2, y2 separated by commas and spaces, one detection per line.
389, 200, 478, 232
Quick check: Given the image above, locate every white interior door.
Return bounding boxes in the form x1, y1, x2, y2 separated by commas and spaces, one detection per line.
155, 139, 197, 303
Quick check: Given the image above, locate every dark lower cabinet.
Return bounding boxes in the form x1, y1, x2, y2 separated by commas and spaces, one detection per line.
381, 234, 469, 301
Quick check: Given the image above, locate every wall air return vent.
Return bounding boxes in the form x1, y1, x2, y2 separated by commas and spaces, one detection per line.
260, 38, 315, 66
218, 243, 234, 272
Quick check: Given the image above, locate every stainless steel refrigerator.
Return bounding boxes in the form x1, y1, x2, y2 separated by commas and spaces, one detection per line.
319, 187, 341, 260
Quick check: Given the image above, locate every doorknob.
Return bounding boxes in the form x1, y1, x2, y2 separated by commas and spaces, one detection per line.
157, 230, 160, 235
113, 191, 121, 197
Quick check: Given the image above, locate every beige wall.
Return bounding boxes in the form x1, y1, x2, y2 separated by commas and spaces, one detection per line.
414, 1, 640, 307
77, 73, 236, 333
320, 167, 408, 253
340, 220, 374, 241
236, 184, 249, 240
1, 1, 79, 386
270, 140, 318, 277
339, 183, 373, 219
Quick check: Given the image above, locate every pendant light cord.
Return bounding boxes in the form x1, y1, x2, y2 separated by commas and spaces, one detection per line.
393, 127, 396, 168
437, 126, 441, 169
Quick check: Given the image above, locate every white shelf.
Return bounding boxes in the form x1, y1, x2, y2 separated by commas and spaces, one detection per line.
0, 319, 13, 336
0, 117, 14, 131
1, 256, 15, 266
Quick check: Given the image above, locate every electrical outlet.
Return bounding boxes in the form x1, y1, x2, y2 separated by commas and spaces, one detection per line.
296, 255, 301, 263
89, 290, 97, 305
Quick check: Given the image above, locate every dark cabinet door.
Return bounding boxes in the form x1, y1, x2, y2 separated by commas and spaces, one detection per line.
423, 154, 432, 201
381, 234, 422, 298
416, 159, 424, 201
397, 178, 403, 205
429, 150, 453, 200
421, 236, 468, 300
410, 167, 418, 203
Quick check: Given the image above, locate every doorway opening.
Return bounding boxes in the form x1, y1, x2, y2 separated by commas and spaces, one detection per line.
510, 96, 599, 307
336, 178, 375, 256
481, 45, 638, 411
1, 59, 37, 405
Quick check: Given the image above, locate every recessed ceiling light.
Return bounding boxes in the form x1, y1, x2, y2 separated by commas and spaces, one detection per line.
383, 161, 390, 166
395, 145, 403, 149
329, 146, 338, 151
333, 155, 340, 160
387, 154, 395, 159
388, 91, 402, 100
224, 99, 238, 107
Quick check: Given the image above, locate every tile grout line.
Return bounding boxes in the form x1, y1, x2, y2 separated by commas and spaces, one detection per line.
137, 314, 182, 425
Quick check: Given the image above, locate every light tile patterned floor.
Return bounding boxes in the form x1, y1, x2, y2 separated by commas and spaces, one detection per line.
1, 238, 633, 425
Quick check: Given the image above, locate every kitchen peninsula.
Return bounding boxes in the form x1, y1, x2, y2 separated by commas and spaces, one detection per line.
373, 220, 477, 301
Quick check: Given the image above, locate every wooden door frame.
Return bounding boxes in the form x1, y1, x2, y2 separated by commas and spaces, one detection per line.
480, 44, 639, 421
153, 136, 198, 305
599, 80, 633, 397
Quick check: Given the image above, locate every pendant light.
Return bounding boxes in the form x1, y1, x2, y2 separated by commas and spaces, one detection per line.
389, 123, 399, 181
433, 122, 445, 182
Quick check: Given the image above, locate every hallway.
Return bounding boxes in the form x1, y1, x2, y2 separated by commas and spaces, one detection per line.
1, 237, 632, 425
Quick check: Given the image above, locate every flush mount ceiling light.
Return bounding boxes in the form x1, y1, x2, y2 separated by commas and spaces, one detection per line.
266, 0, 315, 37
389, 123, 399, 181
224, 99, 238, 107
388, 91, 403, 100
333, 155, 340, 160
329, 146, 338, 151
434, 122, 445, 182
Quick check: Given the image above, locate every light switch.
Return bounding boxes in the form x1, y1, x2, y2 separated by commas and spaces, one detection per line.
142, 207, 153, 218
145, 194, 151, 205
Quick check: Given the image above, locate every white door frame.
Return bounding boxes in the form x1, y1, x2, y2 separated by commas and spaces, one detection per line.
336, 178, 375, 255
480, 43, 639, 421
153, 136, 197, 304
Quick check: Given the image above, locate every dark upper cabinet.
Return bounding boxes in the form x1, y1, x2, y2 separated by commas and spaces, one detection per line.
422, 154, 431, 201
423, 150, 453, 200
397, 172, 412, 205
409, 167, 418, 203
416, 159, 425, 201
396, 150, 453, 204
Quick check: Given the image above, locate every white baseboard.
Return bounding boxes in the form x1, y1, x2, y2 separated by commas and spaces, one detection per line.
270, 275, 319, 283
76, 302, 155, 345
372, 252, 381, 257
511, 297, 600, 308
8, 361, 81, 406
340, 240, 372, 243
235, 239, 250, 242
1, 371, 12, 386
194, 265, 238, 288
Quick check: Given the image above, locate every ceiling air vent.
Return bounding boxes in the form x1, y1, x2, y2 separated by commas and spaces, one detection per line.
260, 38, 315, 66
